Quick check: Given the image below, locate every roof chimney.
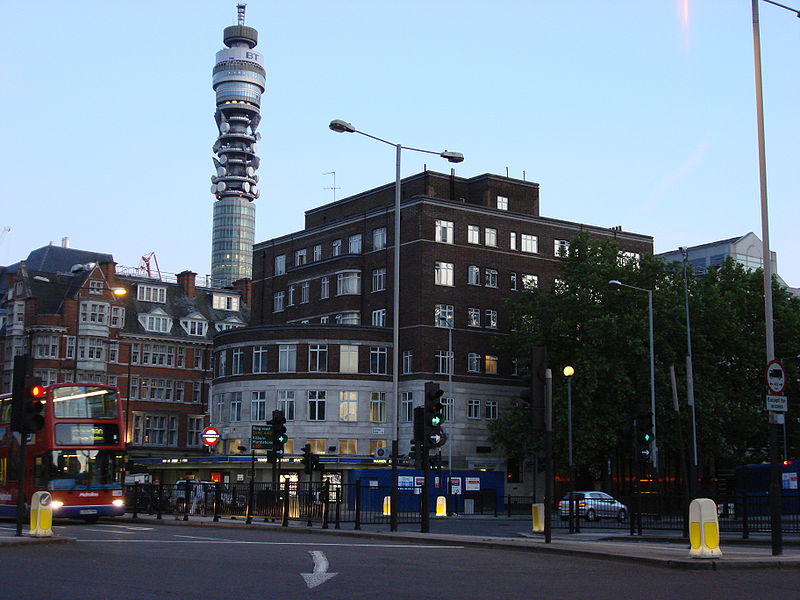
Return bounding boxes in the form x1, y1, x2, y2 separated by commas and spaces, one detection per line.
232, 277, 252, 306
62, 237, 70, 248
177, 270, 197, 298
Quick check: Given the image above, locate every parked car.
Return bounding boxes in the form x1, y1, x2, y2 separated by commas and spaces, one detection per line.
558, 491, 627, 522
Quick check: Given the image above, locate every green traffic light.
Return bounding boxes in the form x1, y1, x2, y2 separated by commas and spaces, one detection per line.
277, 434, 288, 444
431, 416, 442, 426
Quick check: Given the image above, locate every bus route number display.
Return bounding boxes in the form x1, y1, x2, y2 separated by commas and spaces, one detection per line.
54, 423, 120, 446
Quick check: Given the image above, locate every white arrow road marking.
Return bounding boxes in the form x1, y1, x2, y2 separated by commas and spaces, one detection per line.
301, 550, 337, 589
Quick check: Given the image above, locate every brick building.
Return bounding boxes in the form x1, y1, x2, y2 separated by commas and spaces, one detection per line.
0, 243, 250, 460
210, 171, 653, 487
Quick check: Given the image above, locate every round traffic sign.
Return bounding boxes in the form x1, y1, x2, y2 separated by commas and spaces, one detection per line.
201, 426, 221, 446
766, 360, 787, 395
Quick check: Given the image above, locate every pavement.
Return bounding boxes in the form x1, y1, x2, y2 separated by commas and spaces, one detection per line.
3, 513, 800, 570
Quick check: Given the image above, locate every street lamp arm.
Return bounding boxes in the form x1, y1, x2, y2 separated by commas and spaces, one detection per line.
608, 279, 652, 294
763, 0, 800, 17
330, 119, 464, 163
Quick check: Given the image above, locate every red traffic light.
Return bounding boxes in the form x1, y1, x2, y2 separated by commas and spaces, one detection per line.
29, 384, 46, 399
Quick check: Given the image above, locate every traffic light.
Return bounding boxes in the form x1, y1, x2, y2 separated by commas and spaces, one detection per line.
269, 409, 288, 457
409, 439, 422, 470
11, 370, 45, 434
518, 346, 546, 431
301, 443, 313, 474
635, 406, 654, 462
424, 382, 447, 450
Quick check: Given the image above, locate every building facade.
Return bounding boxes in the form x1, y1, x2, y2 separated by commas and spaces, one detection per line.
210, 171, 654, 488
0, 243, 250, 460
210, 3, 265, 287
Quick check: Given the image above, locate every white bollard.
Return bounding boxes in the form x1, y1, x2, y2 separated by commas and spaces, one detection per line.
30, 491, 54, 537
688, 498, 722, 558
435, 496, 447, 517
382, 495, 391, 516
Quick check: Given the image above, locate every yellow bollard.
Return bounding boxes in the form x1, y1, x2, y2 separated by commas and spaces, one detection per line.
435, 496, 447, 517
30, 491, 54, 537
532, 503, 545, 532
382, 495, 391, 516
688, 498, 722, 558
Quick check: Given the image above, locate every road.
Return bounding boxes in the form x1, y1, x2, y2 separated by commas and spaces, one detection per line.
2, 522, 800, 599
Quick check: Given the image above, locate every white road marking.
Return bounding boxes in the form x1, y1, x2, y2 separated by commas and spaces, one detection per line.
84, 528, 137, 534
93, 524, 155, 531
76, 539, 463, 548
301, 550, 337, 589
173, 534, 239, 541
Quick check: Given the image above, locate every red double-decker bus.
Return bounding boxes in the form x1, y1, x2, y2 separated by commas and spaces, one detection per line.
0, 383, 126, 522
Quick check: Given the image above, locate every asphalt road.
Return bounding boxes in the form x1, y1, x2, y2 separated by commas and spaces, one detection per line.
2, 522, 800, 600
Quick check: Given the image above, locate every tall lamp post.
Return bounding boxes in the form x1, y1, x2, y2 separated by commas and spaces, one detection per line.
679, 247, 699, 497
563, 366, 575, 483
329, 119, 463, 532
609, 280, 656, 469
751, 0, 800, 557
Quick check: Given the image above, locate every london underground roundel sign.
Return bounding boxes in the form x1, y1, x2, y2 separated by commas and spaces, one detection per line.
201, 426, 221, 446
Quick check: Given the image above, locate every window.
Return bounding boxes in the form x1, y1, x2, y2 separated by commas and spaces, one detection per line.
332, 239, 342, 256
33, 335, 58, 359
295, 248, 307, 266
192, 382, 201, 403
486, 400, 498, 420
215, 394, 224, 422
497, 195, 508, 210
554, 239, 569, 257
340, 345, 359, 373
434, 304, 454, 328
253, 346, 267, 373
485, 309, 498, 329
370, 392, 386, 422
485, 269, 498, 288
308, 390, 326, 421
485, 355, 499, 374
278, 344, 296, 372
313, 244, 322, 261
89, 280, 104, 294
230, 392, 242, 421
485, 228, 497, 247
436, 350, 453, 375
213, 295, 240, 311
232, 348, 244, 375
308, 344, 328, 372
468, 352, 481, 373
273, 291, 285, 312
188, 416, 204, 447
137, 285, 166, 303
467, 225, 480, 244
435, 262, 454, 286
373, 227, 387, 250
522, 274, 538, 290
275, 255, 286, 275
300, 281, 310, 303
110, 306, 125, 328
348, 234, 362, 254
108, 342, 119, 363
467, 307, 481, 327
467, 399, 481, 419
372, 309, 386, 327
338, 439, 357, 455
435, 219, 454, 244
143, 313, 171, 333
81, 302, 108, 324
510, 232, 517, 250
510, 273, 518, 291
372, 268, 386, 292
370, 347, 388, 374
320, 316, 329, 324
321, 276, 330, 299
251, 391, 267, 421
336, 311, 360, 325
193, 350, 203, 370
402, 350, 413, 374
336, 271, 361, 295
468, 265, 480, 285
278, 390, 295, 419
521, 234, 538, 253
287, 285, 295, 306
401, 391, 413, 422
133, 413, 177, 447
339, 391, 358, 421
442, 397, 454, 422
181, 317, 207, 337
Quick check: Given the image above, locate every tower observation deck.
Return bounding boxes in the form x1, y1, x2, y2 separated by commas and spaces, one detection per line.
210, 4, 265, 287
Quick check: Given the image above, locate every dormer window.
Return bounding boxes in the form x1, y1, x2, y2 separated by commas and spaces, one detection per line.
215, 316, 245, 332
137, 284, 167, 303
89, 280, 104, 295
180, 312, 208, 337
212, 294, 240, 311
139, 307, 172, 333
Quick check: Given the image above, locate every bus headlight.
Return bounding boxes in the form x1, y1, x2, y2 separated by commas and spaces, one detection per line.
51, 500, 64, 510
112, 499, 125, 507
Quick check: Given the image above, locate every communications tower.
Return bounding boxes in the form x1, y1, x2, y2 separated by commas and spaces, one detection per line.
210, 4, 265, 287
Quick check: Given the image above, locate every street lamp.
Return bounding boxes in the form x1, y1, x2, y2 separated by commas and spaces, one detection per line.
751, 0, 800, 558
330, 119, 463, 531
609, 279, 657, 468
679, 247, 699, 497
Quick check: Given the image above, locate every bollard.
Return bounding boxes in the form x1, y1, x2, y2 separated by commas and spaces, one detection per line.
382, 495, 391, 516
689, 498, 722, 558
30, 491, 53, 537
532, 503, 545, 532
435, 496, 447, 517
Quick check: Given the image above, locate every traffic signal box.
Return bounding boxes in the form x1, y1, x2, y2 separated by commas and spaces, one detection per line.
423, 382, 446, 451
634, 406, 654, 463
268, 409, 288, 460
11, 355, 45, 434
301, 443, 313, 474
518, 346, 547, 431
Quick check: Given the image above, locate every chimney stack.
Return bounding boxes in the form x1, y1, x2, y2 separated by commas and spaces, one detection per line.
177, 271, 197, 299
232, 278, 252, 306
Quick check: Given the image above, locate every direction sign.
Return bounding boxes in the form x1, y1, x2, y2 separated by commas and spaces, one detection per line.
766, 360, 787, 394
251, 424, 273, 450
201, 426, 221, 446
766, 395, 788, 413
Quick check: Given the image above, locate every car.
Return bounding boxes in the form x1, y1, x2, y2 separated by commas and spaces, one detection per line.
558, 491, 627, 522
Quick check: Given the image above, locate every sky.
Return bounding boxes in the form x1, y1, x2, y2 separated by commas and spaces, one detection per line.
2, 1, 799, 285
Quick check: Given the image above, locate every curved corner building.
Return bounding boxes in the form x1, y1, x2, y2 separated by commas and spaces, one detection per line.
210, 4, 265, 287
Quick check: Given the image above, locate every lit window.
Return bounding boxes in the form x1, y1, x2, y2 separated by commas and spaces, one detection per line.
521, 234, 538, 254
485, 355, 498, 374
435, 262, 454, 286
339, 391, 358, 421
497, 196, 508, 210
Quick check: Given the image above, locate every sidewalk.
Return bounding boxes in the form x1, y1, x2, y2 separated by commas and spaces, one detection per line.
4, 514, 800, 569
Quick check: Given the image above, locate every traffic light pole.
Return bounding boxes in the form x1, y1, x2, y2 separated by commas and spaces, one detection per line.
421, 440, 430, 533
12, 355, 29, 537
543, 368, 553, 544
